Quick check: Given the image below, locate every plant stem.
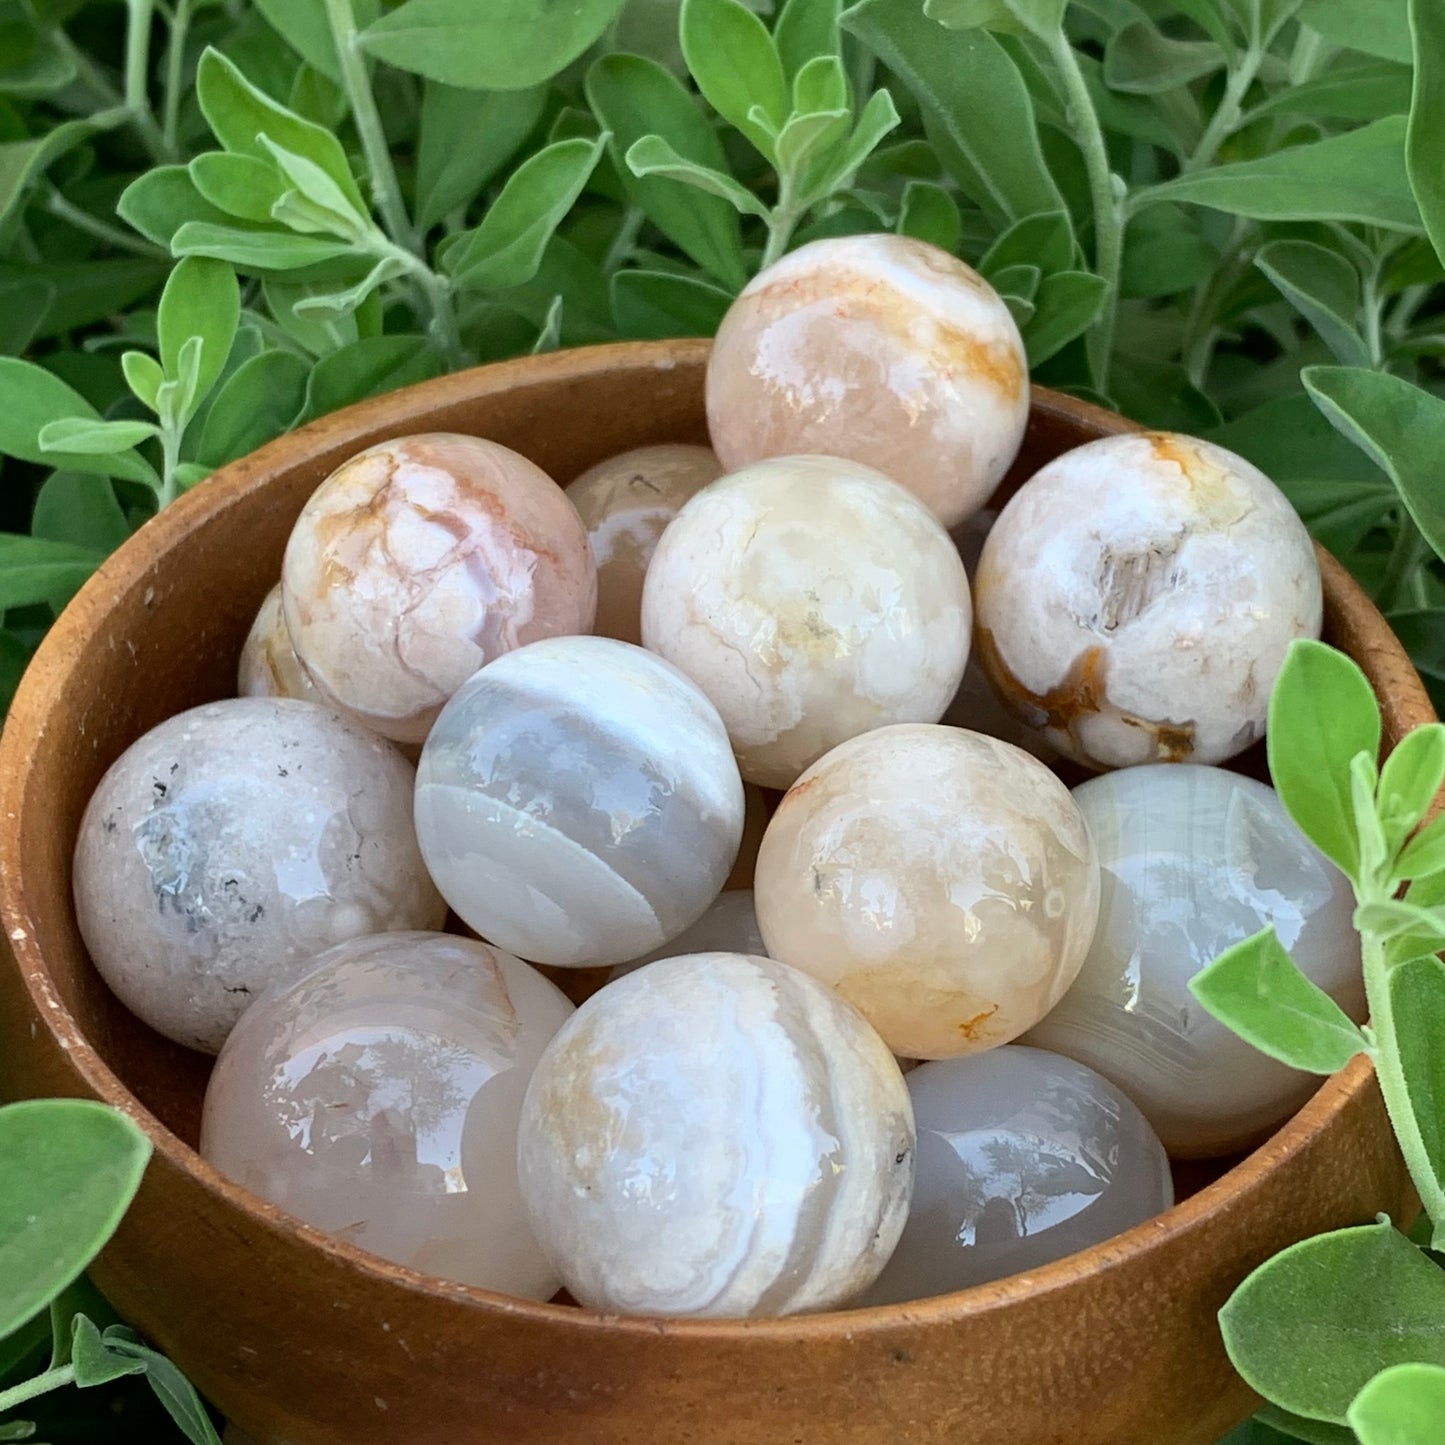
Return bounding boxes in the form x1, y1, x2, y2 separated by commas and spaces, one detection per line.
0, 1363, 75, 1414
603, 206, 645, 274
761, 168, 803, 270
42, 188, 169, 259
123, 0, 170, 162
323, 0, 416, 252
1358, 924, 1445, 1239
161, 0, 193, 160
158, 422, 183, 508
1046, 31, 1124, 391
1186, 43, 1265, 174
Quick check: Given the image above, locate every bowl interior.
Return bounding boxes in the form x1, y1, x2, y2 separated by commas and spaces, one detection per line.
3, 339, 1407, 1279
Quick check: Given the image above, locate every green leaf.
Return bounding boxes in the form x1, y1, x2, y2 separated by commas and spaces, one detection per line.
1389, 954, 1445, 1244
0, 277, 52, 356
1245, 61, 1414, 125
69, 1314, 147, 1388
776, 104, 851, 179
980, 209, 1075, 279
0, 15, 77, 97
359, 0, 628, 91
415, 83, 546, 231
924, 0, 1066, 39
1354, 898, 1445, 944
448, 135, 605, 291
843, 0, 1064, 225
117, 166, 237, 250
585, 54, 746, 287
1023, 270, 1108, 366
157, 256, 240, 423
301, 335, 443, 423
0, 1306, 49, 1382
1188, 925, 1368, 1075
1303, 366, 1445, 567
897, 180, 963, 252
610, 266, 733, 338
1255, 1405, 1361, 1445
1121, 204, 1217, 299
1255, 240, 1370, 368
775, 0, 843, 78
195, 48, 365, 215
38, 418, 159, 455
1221, 1220, 1445, 1425
172, 221, 357, 271
98, 1327, 224, 1445
990, 262, 1041, 302
0, 1100, 151, 1339
807, 87, 902, 195
680, 0, 789, 159
263, 276, 361, 355
1103, 20, 1224, 95
121, 351, 164, 412
1349, 1362, 1445, 1444
0, 358, 158, 487
1266, 638, 1381, 878
793, 53, 849, 115
253, 0, 380, 83
1378, 723, 1445, 855
292, 255, 406, 317
197, 349, 309, 468
189, 151, 290, 224
1407, 0, 1445, 271
624, 135, 768, 217
0, 112, 123, 229
31, 472, 131, 555
1395, 812, 1445, 882
1299, 0, 1412, 63
1139, 118, 1423, 231
258, 135, 369, 239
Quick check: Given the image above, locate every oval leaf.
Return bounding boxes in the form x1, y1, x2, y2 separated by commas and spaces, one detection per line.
1348, 1362, 1445, 1445
680, 0, 788, 159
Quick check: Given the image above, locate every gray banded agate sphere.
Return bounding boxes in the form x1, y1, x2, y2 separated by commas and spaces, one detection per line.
414, 636, 746, 968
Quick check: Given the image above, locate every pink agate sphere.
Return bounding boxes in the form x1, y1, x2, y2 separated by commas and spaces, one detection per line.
705, 234, 1029, 529
283, 433, 597, 744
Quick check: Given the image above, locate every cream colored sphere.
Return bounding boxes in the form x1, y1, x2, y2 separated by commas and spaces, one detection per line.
237, 583, 318, 703
755, 724, 1100, 1060
974, 432, 1323, 770
705, 234, 1029, 528
283, 433, 597, 744
641, 455, 972, 789
565, 443, 724, 645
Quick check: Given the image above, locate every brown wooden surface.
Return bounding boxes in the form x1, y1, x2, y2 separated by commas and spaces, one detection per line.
0, 339, 1423, 1445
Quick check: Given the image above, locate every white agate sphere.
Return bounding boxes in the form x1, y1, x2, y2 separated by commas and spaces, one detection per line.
201, 931, 574, 1298
755, 725, 1100, 1060
516, 952, 915, 1317
1024, 765, 1364, 1156
283, 433, 597, 744
857, 1046, 1173, 1305
414, 636, 745, 968
238, 583, 318, 703
73, 698, 446, 1053
974, 432, 1322, 770
641, 455, 972, 789
609, 888, 765, 980
564, 443, 724, 645
706, 234, 1029, 528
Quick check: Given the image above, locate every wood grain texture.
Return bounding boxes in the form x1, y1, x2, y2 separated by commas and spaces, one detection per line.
0, 340, 1425, 1445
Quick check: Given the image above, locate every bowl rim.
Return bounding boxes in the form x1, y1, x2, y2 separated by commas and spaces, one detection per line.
0, 336, 1405, 1339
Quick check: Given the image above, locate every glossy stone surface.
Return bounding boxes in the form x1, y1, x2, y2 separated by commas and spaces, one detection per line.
565, 443, 724, 645
641, 455, 972, 788
610, 889, 765, 980
755, 725, 1099, 1060
1024, 765, 1364, 1156
238, 583, 318, 703
415, 636, 745, 968
974, 432, 1322, 769
202, 931, 573, 1299
856, 1046, 1173, 1305
73, 699, 445, 1053
283, 433, 597, 744
705, 234, 1029, 528
517, 952, 915, 1317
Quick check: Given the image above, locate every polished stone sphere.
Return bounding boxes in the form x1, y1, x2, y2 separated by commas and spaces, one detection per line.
201, 931, 574, 1299
974, 432, 1322, 769
516, 952, 915, 1317
755, 724, 1099, 1060
641, 454, 972, 788
283, 433, 597, 744
415, 636, 745, 968
564, 443, 724, 645
1024, 765, 1364, 1156
857, 1045, 1173, 1304
705, 233, 1029, 528
238, 583, 318, 703
73, 698, 445, 1053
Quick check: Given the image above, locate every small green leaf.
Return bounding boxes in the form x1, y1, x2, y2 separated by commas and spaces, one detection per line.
117, 166, 236, 249
98, 1327, 224, 1445
1303, 366, 1445, 567
1023, 270, 1107, 366
1138, 118, 1422, 231
1266, 638, 1381, 878
415, 82, 547, 231
31, 472, 131, 555
1388, 954, 1445, 1243
775, 105, 851, 179
807, 88, 901, 196
680, 0, 789, 159
359, 0, 628, 91
980, 209, 1075, 279
0, 277, 53, 357
197, 350, 309, 468
924, 0, 1066, 39
1221, 1220, 1445, 1425
1189, 926, 1368, 1075
301, 335, 443, 423
775, 0, 843, 78
1255, 240, 1370, 369
293, 256, 408, 317
189, 151, 290, 225
263, 276, 362, 356
1103, 20, 1225, 95
1395, 812, 1445, 882
69, 1314, 148, 1388
157, 256, 240, 422
793, 53, 849, 115
0, 112, 124, 229
1299, 0, 1412, 63
121, 351, 165, 413
1349, 1362, 1445, 1444
1378, 723, 1445, 855
610, 266, 734, 339
195, 48, 365, 214
257, 135, 369, 240
172, 221, 358, 271
448, 135, 605, 292
252, 0, 380, 83
0, 1100, 151, 1339
1246, 61, 1414, 125
38, 418, 160, 455
1353, 898, 1445, 946
897, 181, 963, 252
990, 262, 1041, 302
1121, 204, 1217, 299
624, 135, 769, 217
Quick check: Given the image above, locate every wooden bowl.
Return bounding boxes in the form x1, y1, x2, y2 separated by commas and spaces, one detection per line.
0, 340, 1420, 1445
